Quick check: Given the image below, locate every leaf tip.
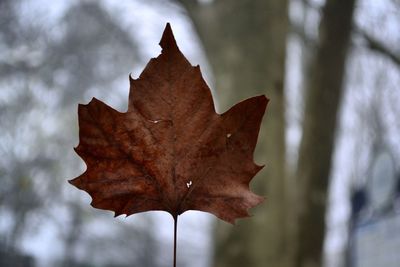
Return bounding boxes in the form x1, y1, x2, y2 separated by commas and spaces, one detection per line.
258, 94, 269, 107
89, 97, 100, 105
78, 97, 99, 111
255, 163, 265, 172
159, 22, 178, 51
68, 177, 80, 188
257, 195, 266, 205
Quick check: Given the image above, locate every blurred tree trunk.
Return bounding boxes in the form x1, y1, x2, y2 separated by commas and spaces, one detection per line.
295, 0, 356, 267
177, 1, 289, 266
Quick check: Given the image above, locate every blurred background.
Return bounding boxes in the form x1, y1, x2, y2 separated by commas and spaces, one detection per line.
0, 0, 399, 267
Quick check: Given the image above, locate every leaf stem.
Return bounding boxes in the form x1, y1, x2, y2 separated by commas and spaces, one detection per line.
173, 215, 178, 267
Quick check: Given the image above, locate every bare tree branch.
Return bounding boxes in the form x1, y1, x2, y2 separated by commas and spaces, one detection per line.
302, 0, 400, 68
355, 26, 400, 67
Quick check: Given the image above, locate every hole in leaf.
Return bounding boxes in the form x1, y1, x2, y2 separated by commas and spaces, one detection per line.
186, 180, 193, 188
226, 133, 232, 138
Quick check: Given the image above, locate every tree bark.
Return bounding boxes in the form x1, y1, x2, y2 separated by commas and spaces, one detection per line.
178, 1, 289, 266
295, 0, 357, 266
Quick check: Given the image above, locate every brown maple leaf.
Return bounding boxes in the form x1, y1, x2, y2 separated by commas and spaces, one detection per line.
69, 23, 268, 224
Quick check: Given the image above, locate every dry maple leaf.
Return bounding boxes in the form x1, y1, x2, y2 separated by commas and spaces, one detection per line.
69, 23, 268, 224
